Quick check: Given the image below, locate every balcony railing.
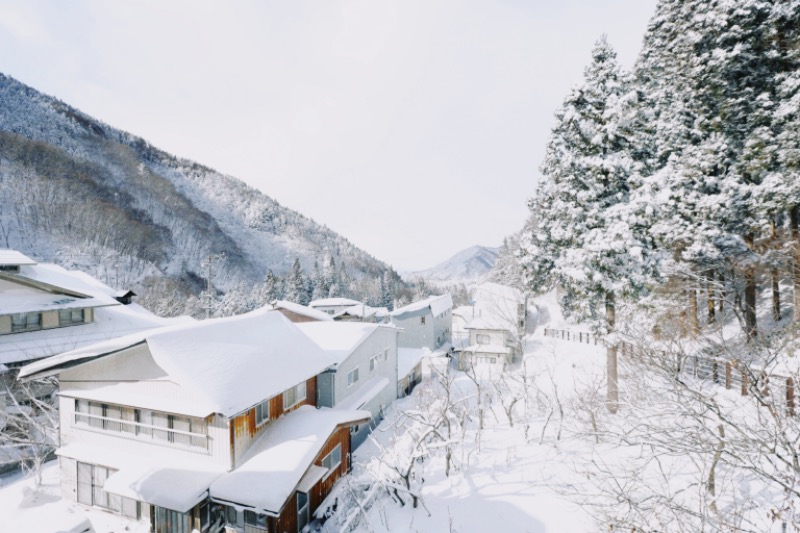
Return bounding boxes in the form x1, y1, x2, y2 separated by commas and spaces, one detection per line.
74, 412, 210, 453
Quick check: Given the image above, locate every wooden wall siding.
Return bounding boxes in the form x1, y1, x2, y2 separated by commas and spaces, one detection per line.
266, 426, 351, 532
276, 309, 319, 323
269, 492, 297, 533
310, 426, 351, 513
232, 377, 318, 466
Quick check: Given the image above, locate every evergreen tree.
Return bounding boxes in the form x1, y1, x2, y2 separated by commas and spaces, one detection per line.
522, 37, 659, 412
262, 269, 282, 303
285, 258, 309, 305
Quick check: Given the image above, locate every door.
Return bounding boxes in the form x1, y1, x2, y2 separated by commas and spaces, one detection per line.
297, 491, 309, 532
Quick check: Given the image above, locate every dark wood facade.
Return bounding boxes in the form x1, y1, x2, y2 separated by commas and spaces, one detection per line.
230, 377, 318, 465
266, 424, 352, 533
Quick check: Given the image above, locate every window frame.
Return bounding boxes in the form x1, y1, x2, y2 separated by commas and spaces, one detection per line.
321, 443, 342, 478
346, 367, 359, 388
283, 382, 307, 410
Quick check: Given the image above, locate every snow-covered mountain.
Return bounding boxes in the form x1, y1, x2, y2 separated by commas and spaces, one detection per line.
406, 245, 499, 283
0, 73, 402, 313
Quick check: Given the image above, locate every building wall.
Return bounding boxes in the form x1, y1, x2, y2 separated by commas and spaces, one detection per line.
329, 329, 397, 448
276, 309, 320, 323
231, 376, 317, 467
394, 309, 452, 350
59, 395, 231, 468
468, 328, 509, 347
394, 314, 434, 349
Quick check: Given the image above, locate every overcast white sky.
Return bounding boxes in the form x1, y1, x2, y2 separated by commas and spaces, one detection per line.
0, 0, 658, 271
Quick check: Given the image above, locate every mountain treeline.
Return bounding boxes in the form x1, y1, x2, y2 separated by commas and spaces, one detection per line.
0, 73, 408, 316
522, 0, 800, 342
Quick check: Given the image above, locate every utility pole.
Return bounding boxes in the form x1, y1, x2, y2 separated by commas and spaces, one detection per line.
201, 253, 225, 319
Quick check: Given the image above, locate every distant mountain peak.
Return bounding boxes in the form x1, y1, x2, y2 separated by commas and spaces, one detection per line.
406, 245, 500, 283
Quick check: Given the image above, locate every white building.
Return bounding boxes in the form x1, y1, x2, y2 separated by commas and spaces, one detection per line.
296, 322, 399, 449
455, 282, 532, 370
307, 298, 363, 317
390, 294, 453, 351
19, 309, 368, 533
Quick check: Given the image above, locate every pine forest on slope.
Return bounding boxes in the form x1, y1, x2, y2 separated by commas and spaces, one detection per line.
0, 73, 407, 316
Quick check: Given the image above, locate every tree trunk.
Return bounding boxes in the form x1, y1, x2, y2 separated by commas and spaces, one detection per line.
771, 218, 781, 323
707, 271, 716, 324
791, 206, 800, 322
718, 271, 725, 314
606, 291, 618, 414
744, 233, 758, 341
688, 282, 700, 336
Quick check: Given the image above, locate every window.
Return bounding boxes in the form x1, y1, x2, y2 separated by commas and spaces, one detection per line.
383, 348, 389, 361
244, 510, 268, 529
155, 506, 191, 533
226, 506, 243, 528
321, 444, 342, 475
283, 382, 307, 410
199, 501, 210, 531
370, 354, 380, 371
347, 367, 359, 387
11, 312, 41, 332
255, 399, 271, 426
350, 423, 360, 435
59, 308, 85, 326
420, 316, 426, 325
476, 334, 491, 345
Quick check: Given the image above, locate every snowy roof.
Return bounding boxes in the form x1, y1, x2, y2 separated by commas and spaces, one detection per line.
1, 301, 184, 367
398, 347, 430, 379
466, 316, 512, 332
58, 442, 225, 513
209, 405, 370, 515
272, 300, 333, 321
463, 344, 510, 355
0, 250, 36, 266
390, 294, 452, 320
459, 282, 528, 334
295, 322, 382, 364
308, 297, 362, 308
334, 304, 390, 320
0, 261, 151, 317
336, 376, 389, 410
22, 309, 336, 418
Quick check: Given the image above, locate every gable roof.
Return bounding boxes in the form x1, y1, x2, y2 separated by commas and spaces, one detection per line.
295, 321, 388, 364
0, 250, 36, 266
308, 297, 362, 308
209, 405, 369, 515
390, 294, 453, 320
272, 300, 333, 322
21, 308, 337, 418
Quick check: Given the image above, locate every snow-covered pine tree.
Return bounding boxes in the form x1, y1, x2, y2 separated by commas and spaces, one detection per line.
634, 0, 800, 340
262, 269, 282, 303
311, 260, 327, 301
285, 258, 310, 305
522, 37, 659, 412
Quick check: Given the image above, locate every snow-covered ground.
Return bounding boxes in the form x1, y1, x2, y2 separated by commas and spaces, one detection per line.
338, 333, 604, 533
2, 290, 793, 532
0, 461, 149, 533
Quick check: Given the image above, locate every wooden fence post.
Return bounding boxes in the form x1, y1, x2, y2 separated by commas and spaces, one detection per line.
741, 367, 748, 396
787, 378, 795, 417
725, 363, 732, 390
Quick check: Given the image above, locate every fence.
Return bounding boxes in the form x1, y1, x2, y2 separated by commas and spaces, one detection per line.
543, 327, 796, 416
543, 328, 598, 345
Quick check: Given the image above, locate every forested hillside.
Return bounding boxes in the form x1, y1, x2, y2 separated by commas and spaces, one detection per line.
0, 73, 406, 316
